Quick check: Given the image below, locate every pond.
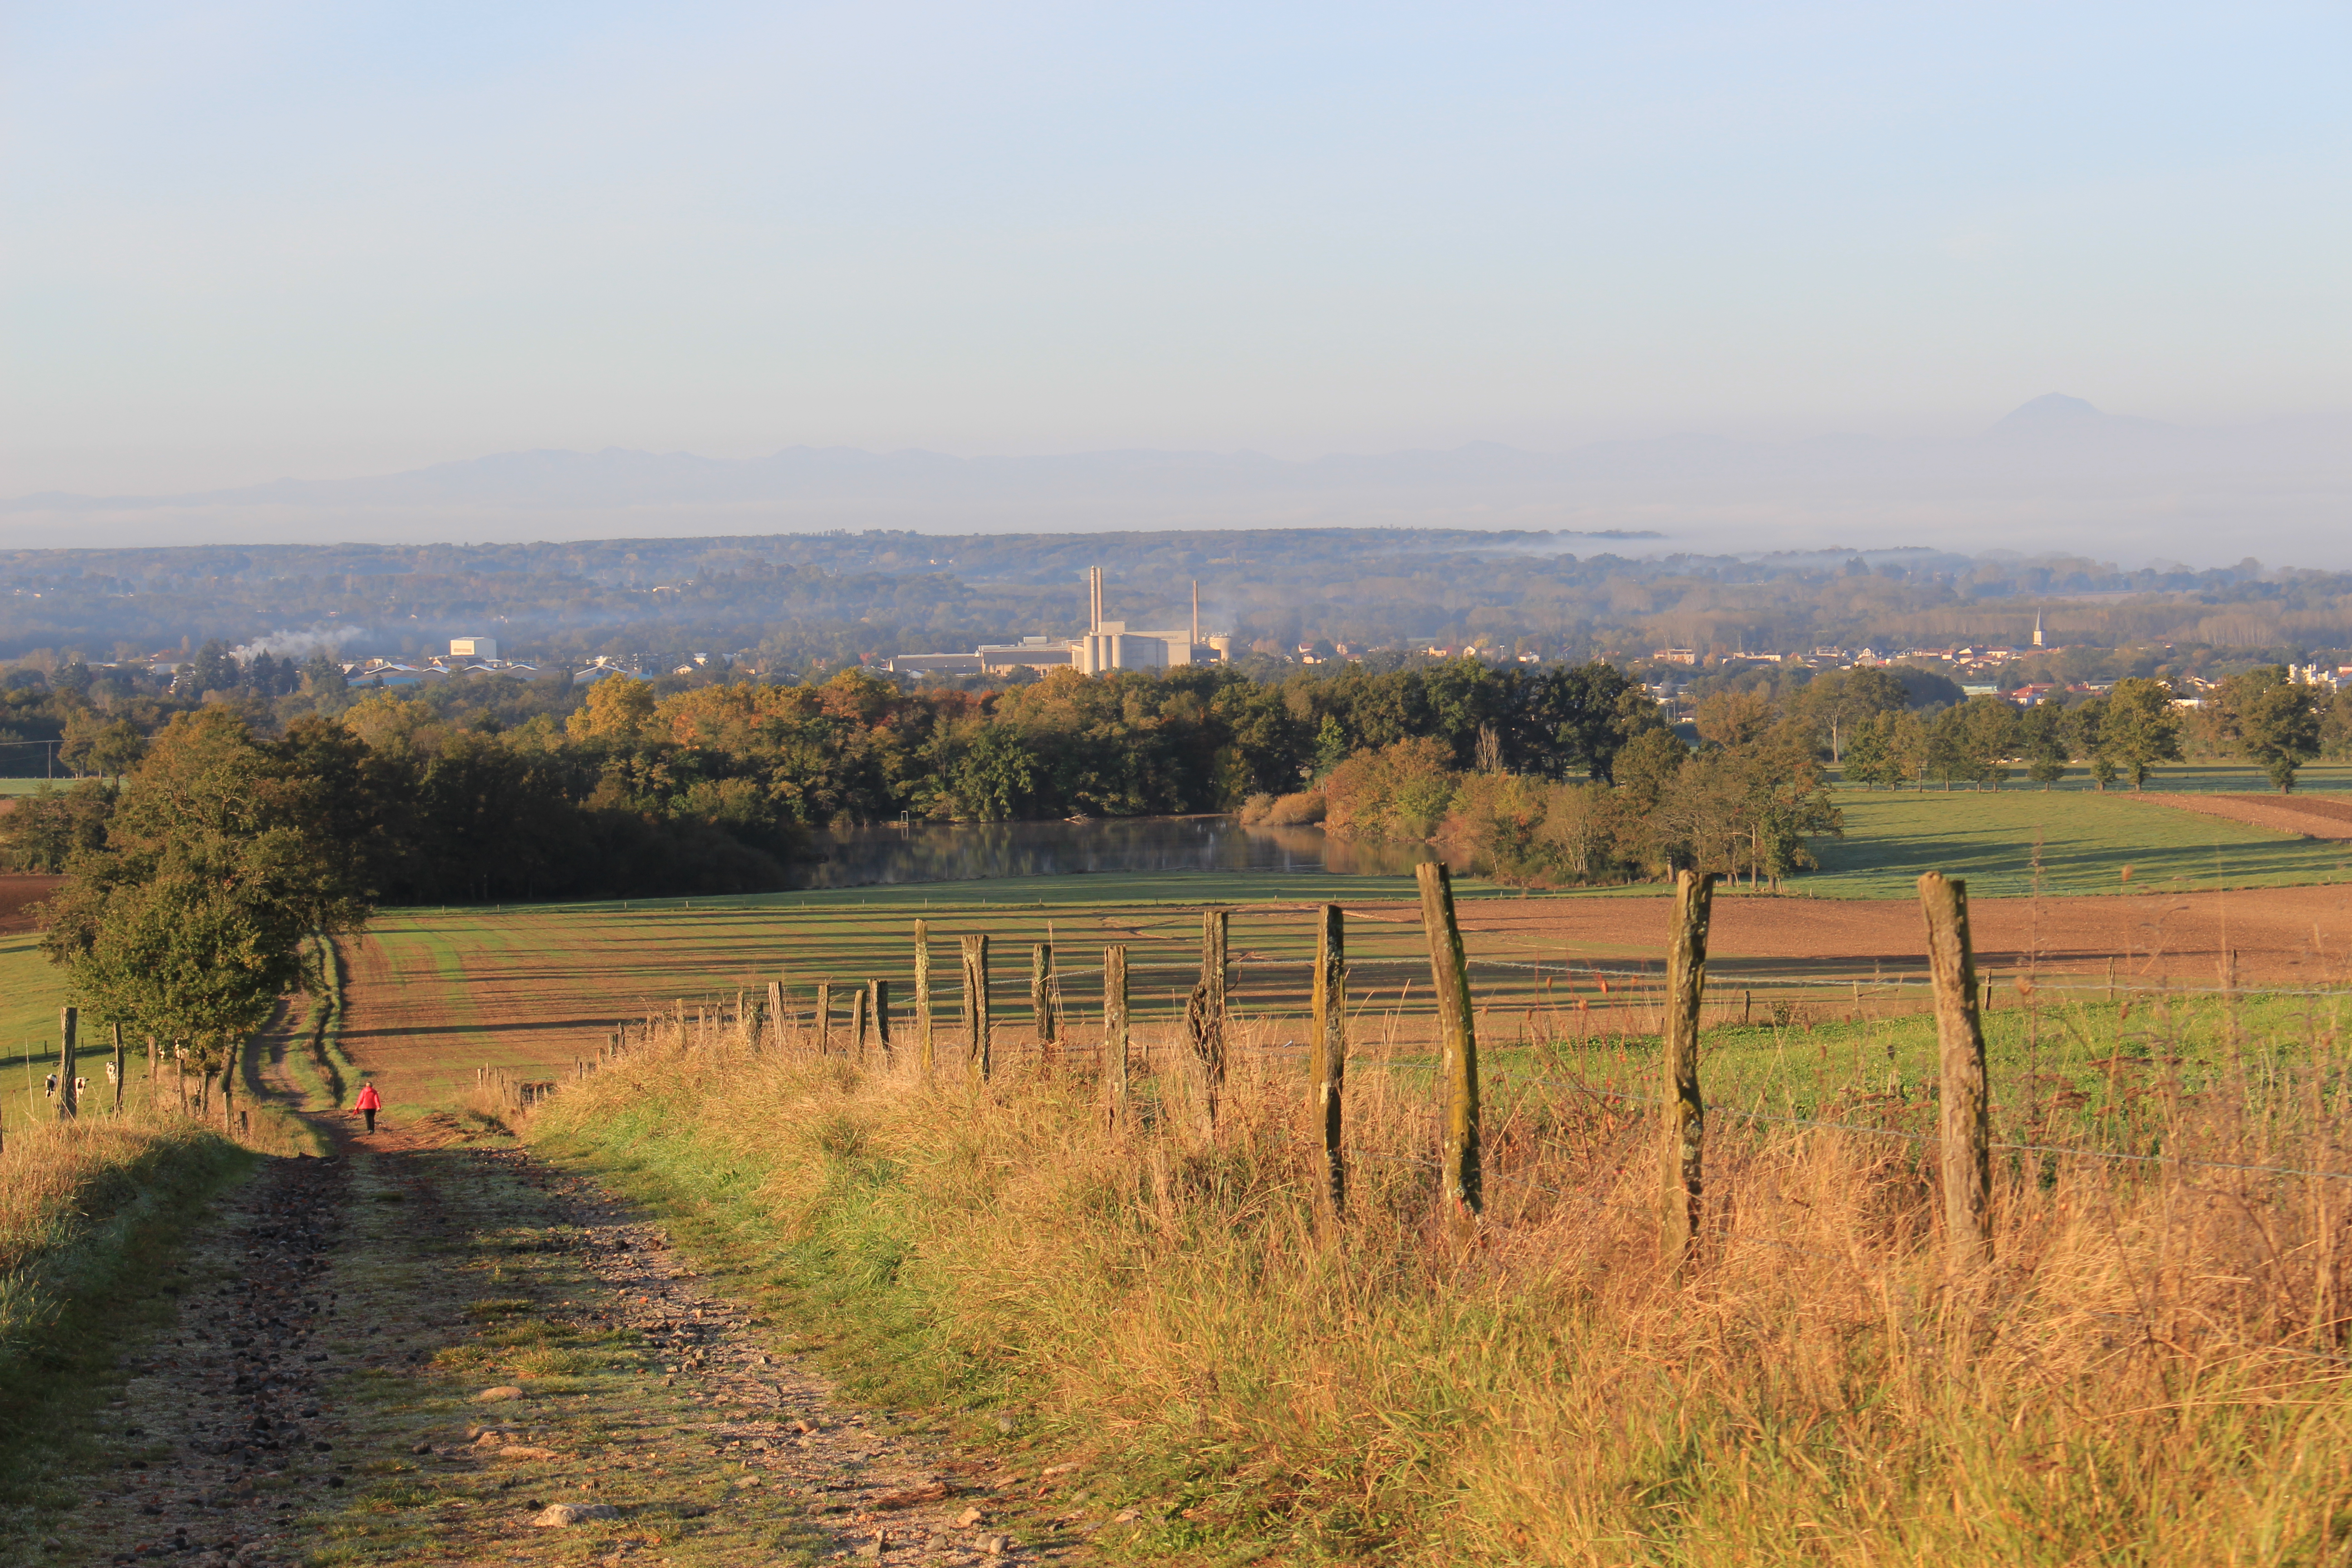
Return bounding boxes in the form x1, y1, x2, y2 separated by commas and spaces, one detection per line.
798, 815, 1461, 889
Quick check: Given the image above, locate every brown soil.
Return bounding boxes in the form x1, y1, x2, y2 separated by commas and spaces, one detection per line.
0, 872, 64, 933
2135, 792, 2352, 841
1449, 882, 2352, 987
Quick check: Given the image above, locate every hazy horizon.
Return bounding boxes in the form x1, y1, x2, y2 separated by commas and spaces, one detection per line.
9, 6, 2349, 560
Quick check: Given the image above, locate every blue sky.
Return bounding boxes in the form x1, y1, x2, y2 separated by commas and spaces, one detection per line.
6, 2, 2349, 492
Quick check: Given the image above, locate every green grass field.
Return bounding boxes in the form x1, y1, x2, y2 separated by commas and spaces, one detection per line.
0, 935, 81, 1142
1805, 785, 2352, 898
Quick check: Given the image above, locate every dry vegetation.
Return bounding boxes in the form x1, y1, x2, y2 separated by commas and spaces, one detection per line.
529, 999, 2352, 1566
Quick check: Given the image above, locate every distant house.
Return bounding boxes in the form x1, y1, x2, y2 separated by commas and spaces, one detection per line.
449, 636, 499, 661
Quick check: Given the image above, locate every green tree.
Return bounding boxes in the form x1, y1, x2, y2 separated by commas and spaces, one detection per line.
302, 652, 349, 699
189, 639, 237, 696
2018, 702, 2069, 788
2104, 677, 2185, 791
2210, 666, 2323, 793
2064, 698, 2117, 790
1312, 713, 1349, 779
1887, 710, 1931, 791
1838, 712, 1896, 789
39, 710, 377, 1062
1956, 696, 2020, 790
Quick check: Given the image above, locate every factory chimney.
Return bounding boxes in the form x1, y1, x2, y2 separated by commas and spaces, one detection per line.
1191, 580, 1200, 646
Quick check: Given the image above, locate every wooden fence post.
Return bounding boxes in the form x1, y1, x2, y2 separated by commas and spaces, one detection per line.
1188, 910, 1229, 1131
1661, 869, 1716, 1263
962, 935, 992, 1081
814, 982, 833, 1057
1918, 872, 1993, 1269
1311, 903, 1347, 1213
1416, 862, 1480, 1235
1031, 943, 1058, 1052
871, 980, 892, 1060
222, 1036, 235, 1136
57, 1007, 78, 1121
111, 1022, 125, 1115
849, 985, 869, 1061
914, 921, 934, 1078
766, 981, 784, 1049
1105, 945, 1130, 1128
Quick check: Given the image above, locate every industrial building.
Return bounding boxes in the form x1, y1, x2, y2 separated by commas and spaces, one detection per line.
886, 568, 1229, 678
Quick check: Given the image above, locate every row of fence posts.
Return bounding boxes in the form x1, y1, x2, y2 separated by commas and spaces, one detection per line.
11, 1008, 237, 1154
571, 862, 1999, 1270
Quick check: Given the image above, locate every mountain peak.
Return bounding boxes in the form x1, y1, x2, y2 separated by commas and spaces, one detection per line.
1994, 393, 2102, 430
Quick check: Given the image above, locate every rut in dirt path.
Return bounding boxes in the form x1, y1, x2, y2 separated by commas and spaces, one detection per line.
50, 1107, 1098, 1568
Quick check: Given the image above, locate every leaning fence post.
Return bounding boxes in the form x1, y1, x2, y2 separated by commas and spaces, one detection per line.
871, 980, 892, 1061
1661, 869, 1716, 1263
1311, 903, 1347, 1213
914, 921, 935, 1078
1415, 863, 1480, 1235
814, 981, 833, 1057
1188, 910, 1229, 1132
57, 1007, 78, 1121
111, 1022, 126, 1115
962, 935, 991, 1082
1918, 872, 1993, 1269
766, 981, 784, 1049
1104, 946, 1130, 1129
849, 985, 870, 1061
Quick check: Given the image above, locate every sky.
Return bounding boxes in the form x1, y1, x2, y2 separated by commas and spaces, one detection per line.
5, 2, 2351, 496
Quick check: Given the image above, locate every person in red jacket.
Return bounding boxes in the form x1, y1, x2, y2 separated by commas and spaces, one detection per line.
354, 1080, 382, 1133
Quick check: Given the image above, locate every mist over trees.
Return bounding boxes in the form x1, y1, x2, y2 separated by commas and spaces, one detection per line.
0, 531, 2350, 681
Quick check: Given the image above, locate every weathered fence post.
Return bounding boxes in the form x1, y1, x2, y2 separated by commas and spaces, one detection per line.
1416, 862, 1481, 1236
871, 980, 892, 1061
222, 1037, 236, 1136
1661, 869, 1716, 1263
1918, 872, 1993, 1269
849, 985, 869, 1060
962, 935, 991, 1081
1104, 945, 1130, 1129
111, 1022, 125, 1115
1311, 904, 1347, 1213
914, 921, 934, 1078
1187, 910, 1229, 1132
57, 1007, 78, 1121
1031, 943, 1058, 1054
766, 981, 784, 1049
814, 981, 833, 1057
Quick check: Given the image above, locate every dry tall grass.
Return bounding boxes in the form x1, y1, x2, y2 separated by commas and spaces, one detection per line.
533, 1002, 2352, 1565
0, 1109, 252, 1406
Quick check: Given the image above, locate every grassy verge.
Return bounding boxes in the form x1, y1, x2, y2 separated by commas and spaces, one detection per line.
0, 1111, 252, 1508
531, 1004, 2352, 1566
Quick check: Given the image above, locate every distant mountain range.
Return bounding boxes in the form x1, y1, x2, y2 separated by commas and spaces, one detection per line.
9, 398, 2349, 566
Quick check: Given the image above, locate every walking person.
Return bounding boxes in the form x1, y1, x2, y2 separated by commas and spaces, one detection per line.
354, 1078, 382, 1134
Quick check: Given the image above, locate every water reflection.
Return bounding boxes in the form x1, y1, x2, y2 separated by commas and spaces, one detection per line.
798, 816, 1459, 888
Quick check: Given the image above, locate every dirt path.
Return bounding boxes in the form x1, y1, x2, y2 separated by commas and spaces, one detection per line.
49, 1053, 1092, 1566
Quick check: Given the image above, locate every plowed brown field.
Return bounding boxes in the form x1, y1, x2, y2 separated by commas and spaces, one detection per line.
2139, 792, 2352, 840
334, 880, 2352, 1115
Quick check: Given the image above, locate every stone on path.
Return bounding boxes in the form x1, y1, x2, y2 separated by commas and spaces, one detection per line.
475, 1385, 525, 1402
533, 1501, 620, 1526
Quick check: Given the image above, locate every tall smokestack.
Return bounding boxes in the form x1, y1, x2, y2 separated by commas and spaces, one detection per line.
1191, 580, 1199, 646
